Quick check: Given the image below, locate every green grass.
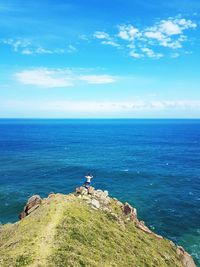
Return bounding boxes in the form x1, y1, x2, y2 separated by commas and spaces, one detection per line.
0, 194, 182, 267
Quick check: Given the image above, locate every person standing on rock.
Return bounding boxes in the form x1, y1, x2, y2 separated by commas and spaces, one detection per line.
84, 173, 93, 188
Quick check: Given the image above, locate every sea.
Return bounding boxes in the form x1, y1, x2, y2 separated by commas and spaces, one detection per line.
0, 119, 200, 266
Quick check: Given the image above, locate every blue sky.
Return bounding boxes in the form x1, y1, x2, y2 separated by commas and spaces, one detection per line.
0, 0, 200, 118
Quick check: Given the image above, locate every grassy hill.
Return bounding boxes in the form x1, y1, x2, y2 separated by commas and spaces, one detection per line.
0, 190, 195, 267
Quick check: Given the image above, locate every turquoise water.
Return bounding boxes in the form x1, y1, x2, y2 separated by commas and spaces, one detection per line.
0, 119, 200, 265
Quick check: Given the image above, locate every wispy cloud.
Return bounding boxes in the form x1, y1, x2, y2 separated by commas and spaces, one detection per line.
1, 38, 77, 55
94, 31, 110, 39
1, 16, 196, 59
3, 99, 200, 113
15, 68, 116, 88
94, 15, 197, 59
141, 48, 163, 59
67, 44, 77, 53
21, 47, 56, 55
94, 31, 120, 48
1, 38, 31, 52
170, 52, 180, 58
79, 75, 116, 84
15, 69, 73, 88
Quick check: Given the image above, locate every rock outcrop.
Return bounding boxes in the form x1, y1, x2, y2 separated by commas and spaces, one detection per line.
177, 246, 196, 267
19, 194, 42, 219
75, 186, 110, 207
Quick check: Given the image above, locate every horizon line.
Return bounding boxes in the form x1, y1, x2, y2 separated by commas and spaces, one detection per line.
0, 118, 200, 120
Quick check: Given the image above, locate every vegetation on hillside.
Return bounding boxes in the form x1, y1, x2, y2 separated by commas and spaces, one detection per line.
0, 193, 185, 267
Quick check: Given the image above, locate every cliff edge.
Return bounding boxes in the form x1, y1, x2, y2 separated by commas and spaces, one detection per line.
0, 187, 196, 267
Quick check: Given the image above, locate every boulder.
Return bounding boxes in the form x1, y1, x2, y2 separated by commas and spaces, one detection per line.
82, 195, 91, 201
88, 186, 95, 195
24, 195, 42, 213
176, 246, 196, 267
122, 202, 138, 222
19, 195, 42, 220
123, 202, 132, 215
27, 204, 40, 215
76, 186, 83, 194
48, 193, 56, 198
103, 190, 109, 197
76, 186, 88, 195
19, 211, 26, 220
91, 199, 100, 209
94, 190, 110, 204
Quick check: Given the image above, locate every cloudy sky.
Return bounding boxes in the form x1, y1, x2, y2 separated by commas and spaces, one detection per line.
0, 0, 200, 118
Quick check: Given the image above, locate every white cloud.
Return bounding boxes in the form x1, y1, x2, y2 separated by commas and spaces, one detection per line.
3, 99, 200, 114
94, 31, 110, 39
1, 38, 31, 52
67, 44, 77, 53
35, 47, 53, 54
129, 51, 143, 58
94, 31, 120, 48
141, 47, 163, 59
129, 47, 163, 60
143, 17, 197, 49
15, 68, 116, 88
21, 49, 33, 55
175, 18, 197, 30
94, 16, 197, 59
1, 38, 77, 55
101, 40, 120, 47
160, 20, 182, 35
21, 46, 56, 55
15, 69, 73, 88
144, 31, 165, 41
79, 75, 116, 84
118, 25, 140, 41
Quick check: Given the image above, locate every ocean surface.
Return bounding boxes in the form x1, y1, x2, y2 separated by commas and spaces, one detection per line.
0, 119, 200, 265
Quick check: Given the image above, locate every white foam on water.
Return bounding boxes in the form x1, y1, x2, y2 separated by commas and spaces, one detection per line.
122, 169, 129, 172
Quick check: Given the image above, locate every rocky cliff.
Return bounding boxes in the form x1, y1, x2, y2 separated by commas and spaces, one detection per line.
0, 187, 196, 267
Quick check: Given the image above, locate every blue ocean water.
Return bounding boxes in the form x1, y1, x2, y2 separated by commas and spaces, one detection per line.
0, 119, 200, 265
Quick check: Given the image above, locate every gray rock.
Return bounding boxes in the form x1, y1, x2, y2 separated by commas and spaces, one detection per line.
27, 195, 41, 205
94, 190, 110, 204
104, 190, 109, 197
82, 195, 91, 201
88, 187, 95, 195
91, 199, 100, 209
76, 186, 88, 195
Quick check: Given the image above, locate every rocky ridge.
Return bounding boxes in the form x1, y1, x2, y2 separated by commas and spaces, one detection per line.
16, 186, 196, 267
0, 186, 196, 267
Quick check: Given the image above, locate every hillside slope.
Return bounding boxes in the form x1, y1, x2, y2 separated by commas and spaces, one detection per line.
0, 189, 196, 267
